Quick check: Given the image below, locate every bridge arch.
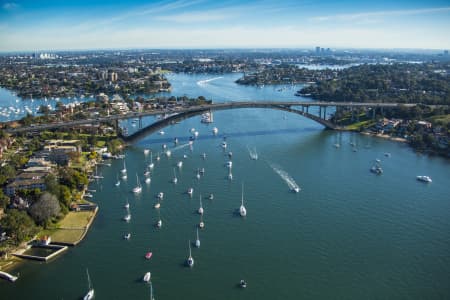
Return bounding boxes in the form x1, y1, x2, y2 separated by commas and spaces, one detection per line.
122, 104, 338, 143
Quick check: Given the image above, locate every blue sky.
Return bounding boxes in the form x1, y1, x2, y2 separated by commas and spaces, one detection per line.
1, 0, 449, 51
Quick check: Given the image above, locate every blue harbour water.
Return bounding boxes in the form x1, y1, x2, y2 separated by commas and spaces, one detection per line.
1, 74, 450, 299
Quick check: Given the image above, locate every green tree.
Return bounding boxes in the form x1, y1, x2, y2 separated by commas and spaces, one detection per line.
0, 209, 39, 244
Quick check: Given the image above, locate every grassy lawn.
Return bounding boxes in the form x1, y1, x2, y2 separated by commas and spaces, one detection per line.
345, 120, 376, 131
50, 229, 85, 244
59, 211, 94, 228
428, 114, 450, 125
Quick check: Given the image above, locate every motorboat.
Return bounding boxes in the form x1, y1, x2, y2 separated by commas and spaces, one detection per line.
177, 161, 183, 168
187, 240, 194, 267
196, 169, 201, 179
144, 149, 150, 155
384, 152, 391, 157
154, 202, 161, 209
145, 177, 151, 184
166, 150, 171, 157
124, 200, 130, 209
370, 165, 383, 175
124, 233, 131, 240
83, 269, 94, 300
144, 170, 150, 176
157, 192, 164, 200
226, 161, 232, 168
187, 188, 194, 196
228, 172, 233, 180
228, 152, 233, 159
292, 187, 301, 193
417, 175, 432, 183
159, 130, 165, 135
143, 272, 151, 283
202, 153, 207, 159
240, 280, 247, 288
212, 127, 218, 135
239, 183, 247, 217
221, 141, 227, 149
156, 219, 162, 228
145, 252, 153, 260
209, 193, 214, 200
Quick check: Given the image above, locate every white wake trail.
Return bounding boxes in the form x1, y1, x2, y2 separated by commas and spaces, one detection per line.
269, 163, 300, 192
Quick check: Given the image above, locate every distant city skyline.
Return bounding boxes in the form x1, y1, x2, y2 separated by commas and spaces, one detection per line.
1, 0, 449, 52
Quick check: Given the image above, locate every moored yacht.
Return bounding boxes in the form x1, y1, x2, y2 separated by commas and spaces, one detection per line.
198, 195, 204, 215
239, 183, 247, 217
143, 272, 151, 283
187, 187, 194, 197
417, 175, 432, 183
132, 173, 142, 193
187, 240, 194, 267
195, 228, 200, 248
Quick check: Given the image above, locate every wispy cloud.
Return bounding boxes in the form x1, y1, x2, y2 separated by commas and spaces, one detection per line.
155, 9, 237, 23
2, 2, 18, 10
310, 6, 450, 22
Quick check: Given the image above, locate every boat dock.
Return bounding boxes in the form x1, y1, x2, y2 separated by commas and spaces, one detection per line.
0, 270, 18, 282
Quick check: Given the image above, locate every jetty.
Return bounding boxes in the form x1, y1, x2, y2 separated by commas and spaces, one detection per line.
0, 270, 18, 282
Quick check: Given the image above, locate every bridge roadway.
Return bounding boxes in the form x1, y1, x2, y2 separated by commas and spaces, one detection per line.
5, 101, 418, 134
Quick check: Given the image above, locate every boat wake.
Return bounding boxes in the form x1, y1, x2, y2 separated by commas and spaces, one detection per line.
197, 77, 223, 85
269, 163, 300, 192
171, 143, 191, 152
246, 145, 258, 160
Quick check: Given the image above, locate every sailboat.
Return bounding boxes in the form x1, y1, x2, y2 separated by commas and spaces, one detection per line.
172, 168, 178, 184
143, 272, 151, 283
123, 208, 131, 222
187, 240, 194, 267
115, 174, 120, 187
195, 228, 200, 248
132, 173, 142, 193
144, 149, 150, 155
121, 159, 127, 174
124, 199, 130, 209
149, 152, 154, 169
239, 183, 247, 217
83, 268, 94, 300
156, 210, 162, 228
199, 215, 205, 229
198, 195, 204, 215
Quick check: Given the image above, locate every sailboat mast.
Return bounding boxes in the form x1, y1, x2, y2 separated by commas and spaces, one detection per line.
241, 183, 244, 206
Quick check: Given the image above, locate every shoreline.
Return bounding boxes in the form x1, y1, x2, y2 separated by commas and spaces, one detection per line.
360, 131, 408, 143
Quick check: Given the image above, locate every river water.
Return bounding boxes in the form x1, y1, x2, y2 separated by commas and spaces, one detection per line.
1, 73, 449, 299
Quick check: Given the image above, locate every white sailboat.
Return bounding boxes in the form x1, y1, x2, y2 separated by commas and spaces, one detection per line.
115, 175, 120, 187
198, 195, 204, 215
123, 208, 131, 222
121, 159, 127, 174
172, 168, 178, 184
199, 215, 205, 229
132, 173, 142, 193
195, 228, 200, 248
239, 183, 247, 217
83, 268, 94, 300
156, 210, 162, 228
144, 149, 150, 155
149, 152, 154, 169
187, 240, 194, 267
143, 272, 151, 283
